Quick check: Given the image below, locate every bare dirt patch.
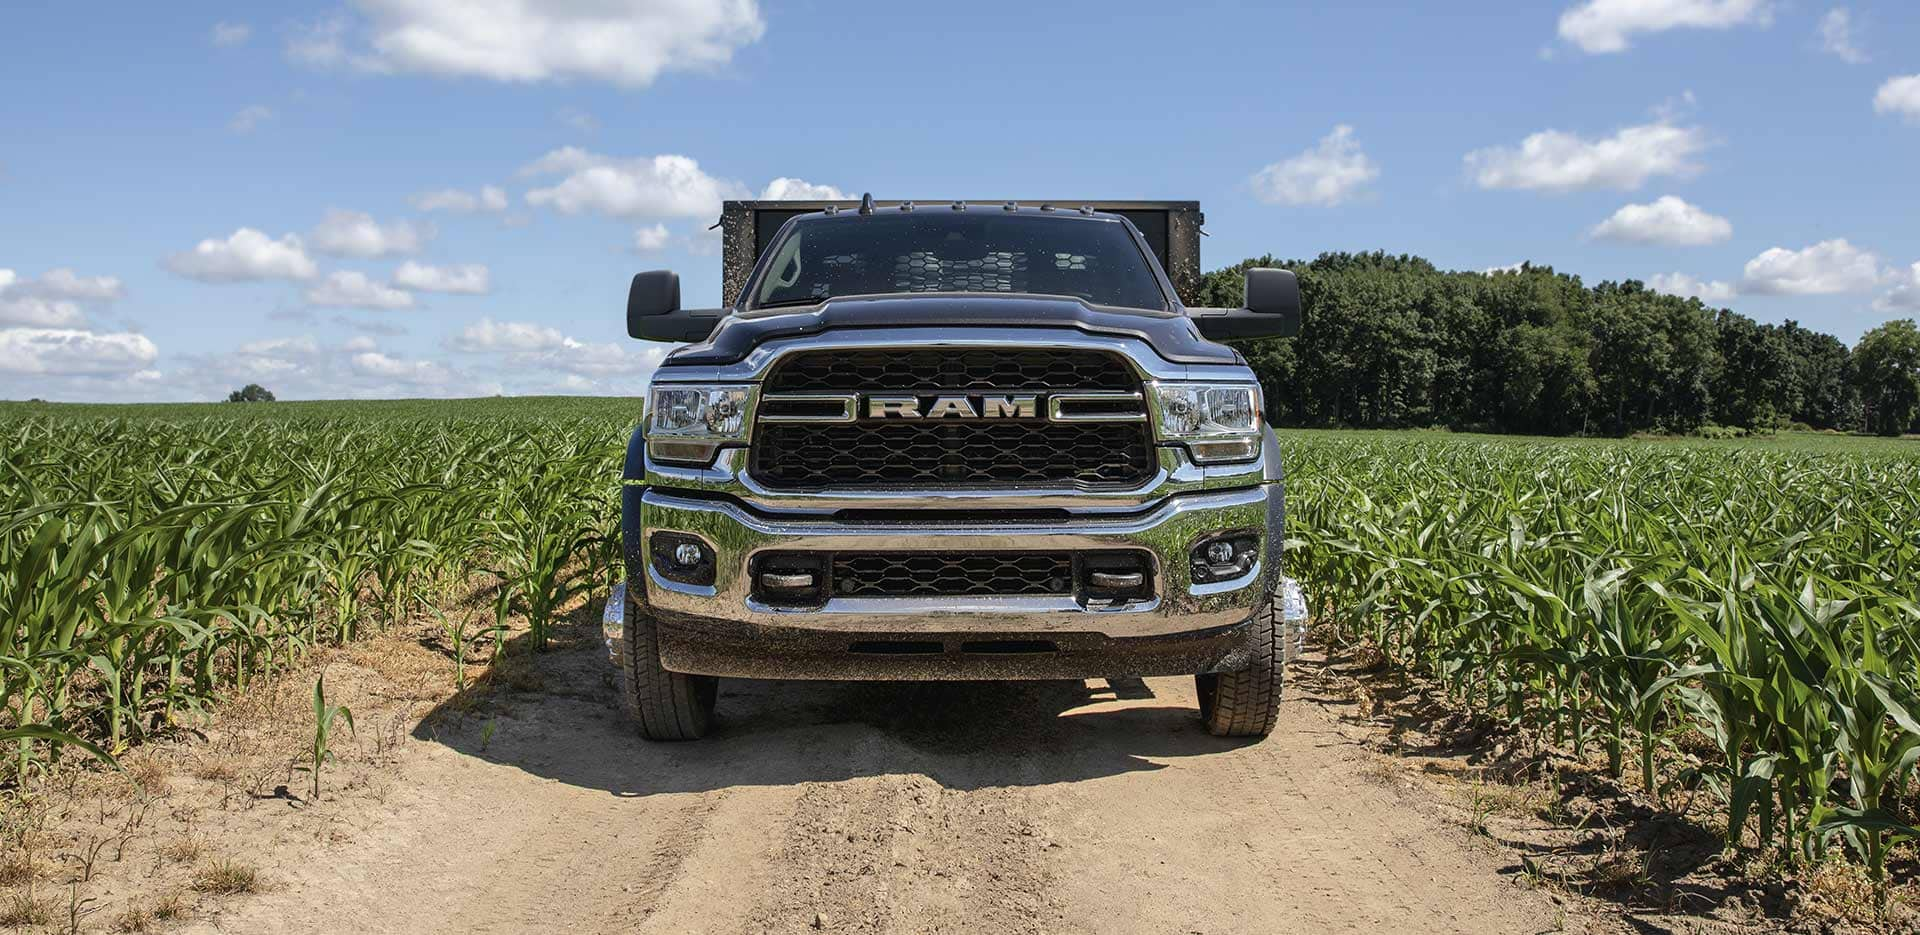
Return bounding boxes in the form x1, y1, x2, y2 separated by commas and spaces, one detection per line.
4, 600, 1719, 934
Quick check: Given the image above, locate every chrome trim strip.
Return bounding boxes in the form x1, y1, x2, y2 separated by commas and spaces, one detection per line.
644, 445, 1266, 514
756, 393, 858, 423
1047, 391, 1147, 422
650, 327, 1257, 384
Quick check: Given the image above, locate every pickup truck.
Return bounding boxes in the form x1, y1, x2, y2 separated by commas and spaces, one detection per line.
604, 196, 1307, 740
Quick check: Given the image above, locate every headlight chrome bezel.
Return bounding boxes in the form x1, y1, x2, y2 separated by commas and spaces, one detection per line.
1146, 381, 1264, 464
646, 383, 757, 466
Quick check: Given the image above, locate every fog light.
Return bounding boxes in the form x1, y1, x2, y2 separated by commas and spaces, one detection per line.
651, 533, 715, 586
1191, 532, 1259, 584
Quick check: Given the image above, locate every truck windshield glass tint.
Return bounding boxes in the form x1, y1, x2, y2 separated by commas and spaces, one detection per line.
751, 214, 1167, 311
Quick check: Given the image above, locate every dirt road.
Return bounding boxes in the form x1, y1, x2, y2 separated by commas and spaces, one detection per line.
166, 630, 1567, 935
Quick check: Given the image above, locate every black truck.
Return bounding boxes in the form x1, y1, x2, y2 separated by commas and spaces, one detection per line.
604, 197, 1307, 740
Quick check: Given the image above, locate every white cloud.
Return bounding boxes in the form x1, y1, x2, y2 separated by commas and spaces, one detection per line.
178, 334, 492, 400
447, 317, 667, 392
1875, 76, 1920, 123
1875, 262, 1920, 312
1480, 263, 1527, 275
211, 22, 251, 46
165, 228, 318, 282
309, 209, 433, 258
523, 149, 745, 219
410, 185, 509, 214
0, 328, 159, 375
1590, 196, 1731, 246
1558, 0, 1772, 54
1465, 122, 1707, 192
393, 261, 490, 294
448, 317, 566, 352
0, 268, 123, 328
238, 335, 320, 357
632, 223, 672, 252
1819, 9, 1867, 64
1249, 125, 1379, 208
303, 0, 765, 87
306, 271, 416, 309
1649, 272, 1737, 302
1740, 239, 1883, 295
9, 268, 124, 302
0, 296, 85, 328
351, 351, 452, 386
759, 178, 846, 201
229, 104, 274, 134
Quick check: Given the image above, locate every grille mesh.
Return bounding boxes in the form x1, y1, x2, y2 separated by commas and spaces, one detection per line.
764, 348, 1135, 392
753, 421, 1153, 487
832, 552, 1072, 598
752, 348, 1153, 490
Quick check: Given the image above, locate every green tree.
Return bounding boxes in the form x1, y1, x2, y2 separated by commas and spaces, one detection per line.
1851, 320, 1920, 436
1775, 320, 1858, 429
225, 384, 276, 403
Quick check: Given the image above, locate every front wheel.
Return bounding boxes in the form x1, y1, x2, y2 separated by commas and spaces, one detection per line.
1195, 600, 1283, 737
616, 592, 718, 741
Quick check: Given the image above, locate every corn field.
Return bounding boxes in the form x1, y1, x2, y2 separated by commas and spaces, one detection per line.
3, 401, 1917, 883
0, 404, 628, 784
1283, 432, 1920, 883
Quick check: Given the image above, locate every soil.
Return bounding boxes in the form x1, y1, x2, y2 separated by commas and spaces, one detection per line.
8, 599, 1775, 935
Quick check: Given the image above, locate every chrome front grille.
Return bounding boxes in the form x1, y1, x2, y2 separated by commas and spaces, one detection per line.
748, 348, 1157, 490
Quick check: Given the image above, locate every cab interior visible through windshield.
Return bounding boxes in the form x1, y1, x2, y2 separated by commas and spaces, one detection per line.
750, 213, 1169, 312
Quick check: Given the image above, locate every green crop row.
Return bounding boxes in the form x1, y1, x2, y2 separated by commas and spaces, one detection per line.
0, 415, 626, 782
1281, 433, 1920, 884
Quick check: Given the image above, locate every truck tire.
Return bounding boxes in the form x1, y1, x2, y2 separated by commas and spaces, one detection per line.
1195, 600, 1283, 737
617, 590, 718, 741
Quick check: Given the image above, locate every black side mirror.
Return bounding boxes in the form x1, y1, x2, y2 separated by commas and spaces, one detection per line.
1244, 268, 1302, 335
1188, 268, 1304, 341
627, 271, 681, 337
627, 271, 726, 343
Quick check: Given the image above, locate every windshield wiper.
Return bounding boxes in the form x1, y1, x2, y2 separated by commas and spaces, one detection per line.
753, 297, 827, 309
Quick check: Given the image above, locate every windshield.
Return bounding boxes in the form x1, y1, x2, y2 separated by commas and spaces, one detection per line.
749, 213, 1168, 311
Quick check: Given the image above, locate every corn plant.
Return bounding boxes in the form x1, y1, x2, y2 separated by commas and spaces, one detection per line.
1283, 431, 1920, 889
307, 673, 354, 802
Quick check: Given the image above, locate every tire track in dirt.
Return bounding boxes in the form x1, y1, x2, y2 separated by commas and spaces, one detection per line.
174, 641, 1571, 935
749, 773, 1068, 934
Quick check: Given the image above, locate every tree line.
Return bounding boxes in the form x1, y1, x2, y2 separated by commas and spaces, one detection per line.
1196, 252, 1920, 437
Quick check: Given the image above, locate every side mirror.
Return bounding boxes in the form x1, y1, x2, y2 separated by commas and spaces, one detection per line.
1188, 268, 1304, 341
627, 270, 726, 343
627, 271, 681, 336
1244, 268, 1302, 333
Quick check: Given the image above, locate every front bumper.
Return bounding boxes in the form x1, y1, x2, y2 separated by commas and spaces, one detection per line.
623, 483, 1283, 679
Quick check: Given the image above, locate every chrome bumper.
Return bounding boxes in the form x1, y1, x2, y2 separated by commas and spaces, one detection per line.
635, 484, 1276, 642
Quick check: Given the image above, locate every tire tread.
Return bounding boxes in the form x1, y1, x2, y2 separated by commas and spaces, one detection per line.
616, 591, 715, 741
1199, 601, 1284, 737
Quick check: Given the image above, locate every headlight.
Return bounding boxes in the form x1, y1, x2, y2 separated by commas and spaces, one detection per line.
647, 384, 752, 466
1148, 382, 1262, 463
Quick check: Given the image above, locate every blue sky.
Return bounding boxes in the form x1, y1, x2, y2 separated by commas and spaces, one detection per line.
2, 0, 1917, 401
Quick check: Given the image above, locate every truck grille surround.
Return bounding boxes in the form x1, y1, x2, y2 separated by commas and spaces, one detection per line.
749, 348, 1157, 489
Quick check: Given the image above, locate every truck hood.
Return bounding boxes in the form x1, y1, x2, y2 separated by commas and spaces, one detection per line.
660, 293, 1242, 367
